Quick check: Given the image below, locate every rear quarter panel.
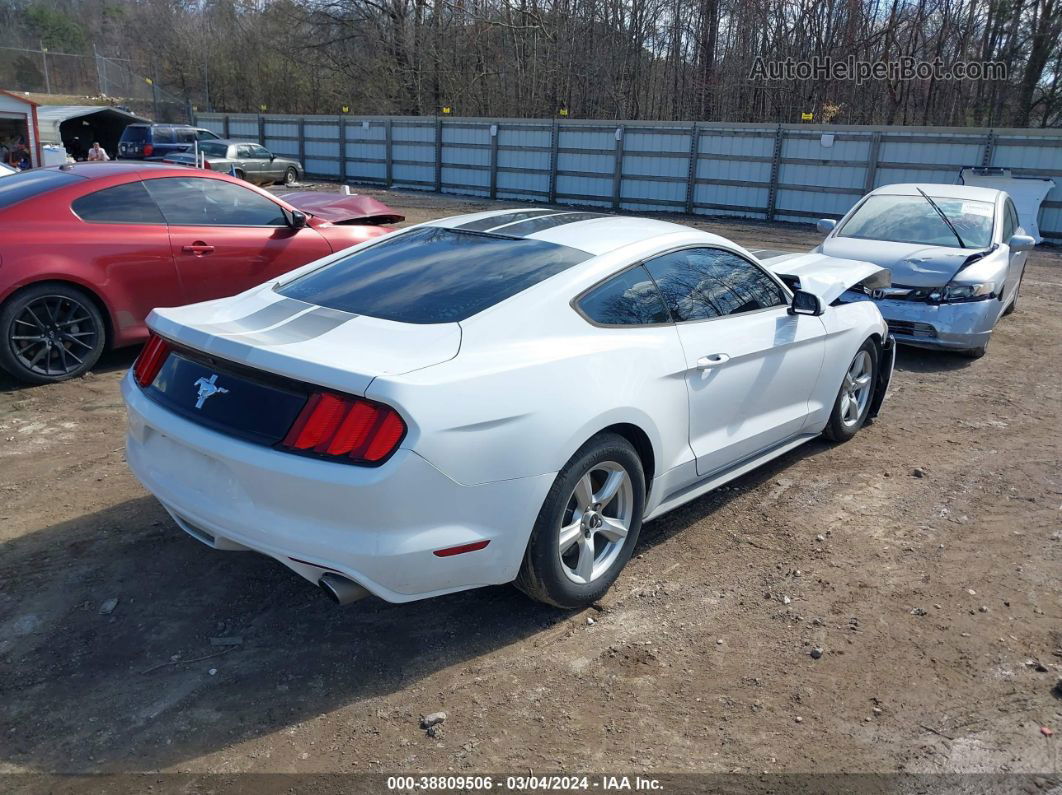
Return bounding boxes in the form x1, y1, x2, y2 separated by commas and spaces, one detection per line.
0, 178, 180, 348
368, 290, 692, 489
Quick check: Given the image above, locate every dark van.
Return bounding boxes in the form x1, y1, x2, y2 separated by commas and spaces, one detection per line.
117, 124, 221, 160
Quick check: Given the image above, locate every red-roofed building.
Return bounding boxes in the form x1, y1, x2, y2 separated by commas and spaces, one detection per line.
0, 90, 42, 168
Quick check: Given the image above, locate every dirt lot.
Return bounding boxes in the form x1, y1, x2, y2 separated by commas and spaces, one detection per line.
0, 186, 1059, 778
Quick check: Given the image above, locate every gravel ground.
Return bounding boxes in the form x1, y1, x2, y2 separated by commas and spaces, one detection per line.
0, 184, 1059, 778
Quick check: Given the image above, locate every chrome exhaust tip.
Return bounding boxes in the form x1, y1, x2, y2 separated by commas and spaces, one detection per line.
319, 573, 370, 605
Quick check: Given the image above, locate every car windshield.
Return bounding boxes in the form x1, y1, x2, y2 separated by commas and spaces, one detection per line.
837, 194, 994, 249
0, 169, 83, 210
277, 226, 592, 324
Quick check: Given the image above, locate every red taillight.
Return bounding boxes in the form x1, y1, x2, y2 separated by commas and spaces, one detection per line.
143, 143, 154, 157
202, 160, 212, 170
281, 392, 406, 464
133, 333, 171, 387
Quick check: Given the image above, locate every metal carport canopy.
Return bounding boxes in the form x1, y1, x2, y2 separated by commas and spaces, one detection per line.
34, 105, 150, 145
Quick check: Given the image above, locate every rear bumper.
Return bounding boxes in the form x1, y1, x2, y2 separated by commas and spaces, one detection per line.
122, 373, 553, 603
874, 297, 1000, 351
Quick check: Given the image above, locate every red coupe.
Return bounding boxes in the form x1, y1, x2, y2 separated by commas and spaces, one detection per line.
0, 163, 402, 384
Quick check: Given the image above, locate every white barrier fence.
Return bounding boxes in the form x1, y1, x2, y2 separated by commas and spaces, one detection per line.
195, 114, 1062, 240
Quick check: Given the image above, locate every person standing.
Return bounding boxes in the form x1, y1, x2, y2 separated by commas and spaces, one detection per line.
86, 142, 110, 162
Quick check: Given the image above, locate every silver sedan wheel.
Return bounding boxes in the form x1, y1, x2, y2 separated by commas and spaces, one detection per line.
840, 350, 873, 428
558, 461, 633, 585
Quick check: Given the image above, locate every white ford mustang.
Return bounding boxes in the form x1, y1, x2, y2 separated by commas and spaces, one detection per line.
123, 209, 895, 608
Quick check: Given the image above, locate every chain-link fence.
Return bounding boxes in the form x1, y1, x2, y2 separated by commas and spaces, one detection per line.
0, 44, 192, 123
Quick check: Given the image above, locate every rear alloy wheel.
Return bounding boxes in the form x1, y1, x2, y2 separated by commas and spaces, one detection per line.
823, 340, 878, 442
283, 167, 298, 186
516, 433, 644, 608
0, 284, 105, 384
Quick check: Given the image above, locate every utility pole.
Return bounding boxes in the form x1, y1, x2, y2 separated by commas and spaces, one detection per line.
203, 53, 211, 112
40, 41, 50, 94
93, 43, 105, 96
151, 58, 160, 120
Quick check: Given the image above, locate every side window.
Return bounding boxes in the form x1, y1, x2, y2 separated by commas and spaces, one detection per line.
579, 266, 670, 326
152, 127, 175, 144
143, 177, 287, 226
236, 145, 254, 159
644, 247, 787, 322
174, 128, 196, 144
196, 129, 220, 141
71, 182, 165, 224
1001, 201, 1016, 240
1007, 200, 1021, 237
251, 146, 272, 159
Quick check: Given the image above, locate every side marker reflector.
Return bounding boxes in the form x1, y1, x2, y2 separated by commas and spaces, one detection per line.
433, 540, 490, 558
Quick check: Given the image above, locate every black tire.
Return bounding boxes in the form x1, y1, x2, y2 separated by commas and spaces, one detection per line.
960, 343, 988, 359
822, 339, 879, 443
1002, 275, 1022, 316
515, 433, 645, 608
0, 283, 106, 384
283, 167, 298, 186
233, 168, 246, 182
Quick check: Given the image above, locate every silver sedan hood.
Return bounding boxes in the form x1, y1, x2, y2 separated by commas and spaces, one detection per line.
821, 237, 975, 287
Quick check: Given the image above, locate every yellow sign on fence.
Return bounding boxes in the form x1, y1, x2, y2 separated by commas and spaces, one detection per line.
801, 112, 814, 121
441, 106, 452, 115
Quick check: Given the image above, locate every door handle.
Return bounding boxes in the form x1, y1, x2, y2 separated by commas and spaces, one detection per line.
182, 243, 215, 256
696, 353, 730, 369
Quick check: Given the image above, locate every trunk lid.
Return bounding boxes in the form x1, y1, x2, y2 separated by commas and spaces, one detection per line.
147, 288, 461, 398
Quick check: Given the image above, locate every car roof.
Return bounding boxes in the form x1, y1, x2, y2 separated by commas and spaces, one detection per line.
36, 162, 234, 180
869, 183, 1002, 203
125, 122, 202, 128
427, 208, 723, 256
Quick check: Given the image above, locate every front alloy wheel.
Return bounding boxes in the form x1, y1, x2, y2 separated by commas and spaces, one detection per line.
823, 339, 879, 442
839, 349, 873, 429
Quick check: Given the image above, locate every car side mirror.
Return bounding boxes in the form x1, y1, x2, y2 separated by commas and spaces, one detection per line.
1008, 233, 1035, 252
789, 289, 823, 316
288, 209, 307, 229
816, 218, 837, 234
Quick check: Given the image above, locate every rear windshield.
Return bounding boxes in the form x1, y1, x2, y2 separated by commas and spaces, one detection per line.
198, 141, 229, 157
0, 169, 83, 210
277, 226, 592, 324
121, 125, 150, 143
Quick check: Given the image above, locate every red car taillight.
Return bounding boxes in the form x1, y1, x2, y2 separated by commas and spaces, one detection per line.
133, 333, 171, 387
281, 392, 406, 464
202, 160, 212, 170
143, 143, 154, 157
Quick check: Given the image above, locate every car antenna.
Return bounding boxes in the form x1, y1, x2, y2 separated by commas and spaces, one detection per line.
916, 187, 966, 249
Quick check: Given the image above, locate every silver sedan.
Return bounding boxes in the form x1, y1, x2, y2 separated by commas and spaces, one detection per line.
164, 139, 304, 186
815, 183, 1035, 358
